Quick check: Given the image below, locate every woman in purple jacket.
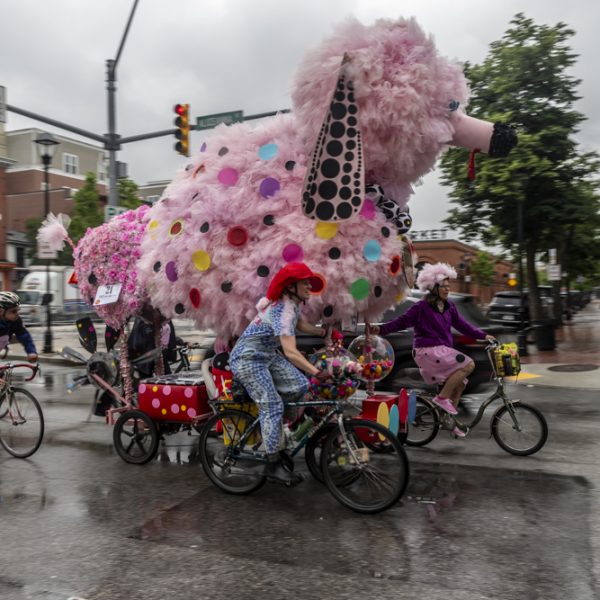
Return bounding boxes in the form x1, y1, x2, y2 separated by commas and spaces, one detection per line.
372, 263, 495, 438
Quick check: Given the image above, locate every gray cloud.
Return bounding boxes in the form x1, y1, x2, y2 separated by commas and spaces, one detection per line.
2, 0, 597, 231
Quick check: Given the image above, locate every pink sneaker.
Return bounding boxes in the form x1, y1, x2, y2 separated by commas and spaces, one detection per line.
432, 396, 458, 415
452, 426, 466, 438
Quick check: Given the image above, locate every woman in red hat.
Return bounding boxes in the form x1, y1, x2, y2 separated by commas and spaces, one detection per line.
230, 262, 329, 486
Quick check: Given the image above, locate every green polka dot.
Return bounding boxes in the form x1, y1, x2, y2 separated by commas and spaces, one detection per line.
350, 278, 370, 300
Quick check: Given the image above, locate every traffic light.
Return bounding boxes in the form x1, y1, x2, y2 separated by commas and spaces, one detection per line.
174, 103, 190, 156
506, 273, 518, 287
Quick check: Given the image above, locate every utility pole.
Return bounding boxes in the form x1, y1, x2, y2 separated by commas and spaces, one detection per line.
106, 0, 139, 206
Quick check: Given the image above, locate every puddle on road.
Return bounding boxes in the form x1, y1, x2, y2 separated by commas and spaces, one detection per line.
132, 463, 594, 597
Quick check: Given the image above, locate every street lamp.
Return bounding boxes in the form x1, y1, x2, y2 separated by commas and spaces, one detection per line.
35, 132, 60, 354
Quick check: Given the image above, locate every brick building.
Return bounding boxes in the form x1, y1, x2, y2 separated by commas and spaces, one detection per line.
0, 126, 107, 289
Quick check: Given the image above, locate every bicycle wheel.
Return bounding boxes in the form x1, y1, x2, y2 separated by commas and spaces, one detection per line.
113, 409, 159, 464
491, 402, 548, 456
0, 387, 44, 458
304, 423, 335, 483
199, 409, 266, 495
405, 395, 440, 447
321, 419, 409, 514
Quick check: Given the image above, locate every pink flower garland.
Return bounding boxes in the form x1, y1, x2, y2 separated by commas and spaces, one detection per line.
74, 205, 150, 329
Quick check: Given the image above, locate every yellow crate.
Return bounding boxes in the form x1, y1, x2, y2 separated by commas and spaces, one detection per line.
220, 402, 260, 446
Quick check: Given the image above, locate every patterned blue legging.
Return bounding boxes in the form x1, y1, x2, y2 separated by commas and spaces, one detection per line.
230, 343, 308, 454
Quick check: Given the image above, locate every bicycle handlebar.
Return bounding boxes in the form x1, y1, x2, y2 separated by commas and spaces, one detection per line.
0, 362, 39, 381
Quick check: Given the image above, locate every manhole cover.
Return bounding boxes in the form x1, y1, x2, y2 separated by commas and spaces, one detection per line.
547, 364, 599, 373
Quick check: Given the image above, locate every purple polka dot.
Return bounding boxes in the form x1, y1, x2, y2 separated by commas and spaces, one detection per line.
360, 199, 376, 219
151, 398, 160, 409
162, 385, 172, 396
171, 403, 180, 414
259, 177, 280, 198
218, 168, 239, 186
165, 262, 178, 282
139, 384, 146, 393
184, 387, 193, 398
200, 142, 207, 152
187, 408, 197, 418
282, 243, 304, 263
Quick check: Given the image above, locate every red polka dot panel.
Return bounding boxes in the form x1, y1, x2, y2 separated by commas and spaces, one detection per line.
227, 226, 248, 247
309, 273, 326, 295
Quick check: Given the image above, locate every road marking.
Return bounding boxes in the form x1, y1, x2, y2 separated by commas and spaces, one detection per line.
504, 371, 542, 381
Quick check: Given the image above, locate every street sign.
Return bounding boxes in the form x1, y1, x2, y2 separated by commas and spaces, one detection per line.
196, 110, 244, 131
549, 248, 557, 265
547, 264, 561, 281
0, 85, 6, 123
104, 205, 128, 222
37, 240, 58, 259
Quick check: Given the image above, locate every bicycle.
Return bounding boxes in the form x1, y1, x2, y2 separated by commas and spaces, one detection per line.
0, 362, 44, 458
198, 382, 410, 514
405, 340, 548, 456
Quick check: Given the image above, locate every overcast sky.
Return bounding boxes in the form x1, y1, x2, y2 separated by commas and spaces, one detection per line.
2, 0, 598, 232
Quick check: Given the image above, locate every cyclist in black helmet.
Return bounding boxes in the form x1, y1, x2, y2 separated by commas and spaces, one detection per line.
0, 292, 38, 362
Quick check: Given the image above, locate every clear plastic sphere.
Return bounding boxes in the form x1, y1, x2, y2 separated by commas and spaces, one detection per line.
347, 334, 395, 383
308, 346, 360, 401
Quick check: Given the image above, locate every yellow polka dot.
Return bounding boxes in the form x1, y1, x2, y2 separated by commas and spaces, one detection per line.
181, 405, 186, 411
161, 408, 167, 415
315, 222, 338, 240
148, 220, 159, 230
192, 250, 211, 271
152, 386, 158, 392
395, 292, 405, 303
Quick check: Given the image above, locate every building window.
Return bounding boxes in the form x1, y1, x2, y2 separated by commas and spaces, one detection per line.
145, 195, 160, 204
63, 153, 79, 175
16, 246, 26, 268
98, 160, 106, 182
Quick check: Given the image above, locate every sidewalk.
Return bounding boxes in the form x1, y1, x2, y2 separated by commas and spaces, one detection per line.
508, 298, 600, 390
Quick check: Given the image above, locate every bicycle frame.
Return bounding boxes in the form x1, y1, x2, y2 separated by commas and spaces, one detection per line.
416, 343, 523, 432
0, 362, 39, 422
212, 397, 346, 463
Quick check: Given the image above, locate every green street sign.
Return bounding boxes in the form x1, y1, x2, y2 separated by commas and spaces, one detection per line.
196, 110, 244, 131
104, 205, 128, 222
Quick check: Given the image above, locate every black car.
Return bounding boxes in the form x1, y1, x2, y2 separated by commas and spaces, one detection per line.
296, 292, 507, 393
487, 290, 553, 328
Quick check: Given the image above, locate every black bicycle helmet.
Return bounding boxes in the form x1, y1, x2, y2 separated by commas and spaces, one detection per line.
0, 291, 21, 309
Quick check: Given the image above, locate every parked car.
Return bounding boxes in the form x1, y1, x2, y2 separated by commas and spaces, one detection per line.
296, 292, 508, 393
487, 290, 552, 328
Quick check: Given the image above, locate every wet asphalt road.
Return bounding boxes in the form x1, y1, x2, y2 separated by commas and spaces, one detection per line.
1, 364, 599, 600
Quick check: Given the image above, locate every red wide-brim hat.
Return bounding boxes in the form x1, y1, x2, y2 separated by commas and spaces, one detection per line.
266, 263, 315, 301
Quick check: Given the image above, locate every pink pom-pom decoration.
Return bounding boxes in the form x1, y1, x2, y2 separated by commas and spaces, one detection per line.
37, 212, 73, 251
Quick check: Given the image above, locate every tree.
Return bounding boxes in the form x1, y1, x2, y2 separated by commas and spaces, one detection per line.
439, 13, 600, 321
118, 178, 142, 210
57, 172, 104, 264
470, 250, 496, 288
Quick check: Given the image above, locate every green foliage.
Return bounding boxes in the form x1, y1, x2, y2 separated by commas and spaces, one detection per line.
118, 178, 142, 210
439, 13, 600, 316
470, 251, 496, 288
56, 172, 104, 265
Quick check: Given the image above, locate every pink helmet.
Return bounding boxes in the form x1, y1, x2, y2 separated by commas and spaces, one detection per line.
416, 262, 457, 292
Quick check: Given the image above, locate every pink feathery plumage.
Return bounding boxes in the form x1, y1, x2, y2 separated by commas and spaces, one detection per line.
74, 16, 515, 344
416, 262, 457, 292
37, 213, 73, 251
